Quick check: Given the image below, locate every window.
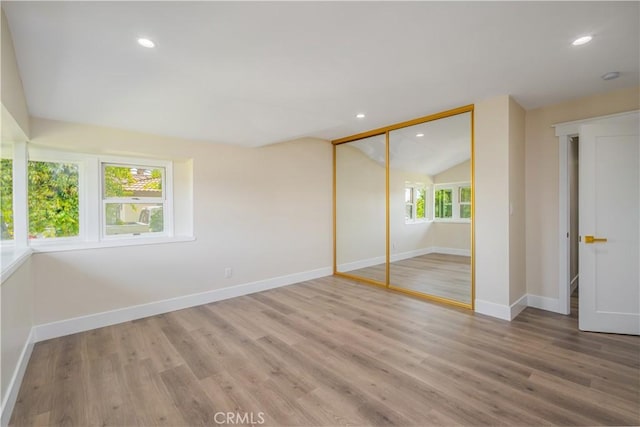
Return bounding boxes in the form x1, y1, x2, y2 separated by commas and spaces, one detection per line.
28, 160, 80, 239
459, 185, 472, 219
434, 182, 471, 222
102, 163, 167, 237
405, 186, 414, 221
434, 188, 453, 219
405, 183, 427, 223
1, 156, 13, 241
24, 149, 175, 248
1, 145, 184, 278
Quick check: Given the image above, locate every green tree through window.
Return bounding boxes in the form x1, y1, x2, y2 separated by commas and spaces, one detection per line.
416, 188, 426, 219
28, 161, 79, 238
459, 186, 472, 219
0, 158, 13, 239
435, 188, 453, 218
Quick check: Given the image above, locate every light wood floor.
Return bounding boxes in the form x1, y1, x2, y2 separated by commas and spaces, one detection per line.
11, 276, 640, 426
347, 253, 471, 304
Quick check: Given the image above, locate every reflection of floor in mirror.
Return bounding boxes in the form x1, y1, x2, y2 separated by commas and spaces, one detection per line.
347, 253, 471, 304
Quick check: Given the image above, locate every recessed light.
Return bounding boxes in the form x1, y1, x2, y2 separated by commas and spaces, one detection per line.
572, 35, 592, 46
416, 133, 424, 137
137, 38, 155, 48
356, 113, 366, 119
601, 71, 620, 81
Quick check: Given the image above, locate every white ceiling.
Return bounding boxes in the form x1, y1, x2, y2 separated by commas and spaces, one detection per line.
390, 112, 471, 176
3, 1, 639, 147
347, 112, 470, 176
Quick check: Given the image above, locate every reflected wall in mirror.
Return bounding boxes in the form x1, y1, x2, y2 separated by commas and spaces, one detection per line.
335, 135, 386, 285
388, 112, 472, 304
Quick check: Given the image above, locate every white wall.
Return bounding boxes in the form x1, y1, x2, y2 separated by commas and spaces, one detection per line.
474, 95, 527, 316
434, 159, 470, 183
29, 117, 333, 325
474, 96, 511, 308
1, 8, 29, 139
335, 144, 386, 266
525, 86, 640, 300
0, 258, 33, 422
508, 97, 526, 305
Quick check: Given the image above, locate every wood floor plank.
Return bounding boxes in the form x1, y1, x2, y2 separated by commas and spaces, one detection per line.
131, 316, 184, 372
120, 359, 189, 426
295, 386, 369, 427
47, 335, 90, 427
160, 364, 217, 426
155, 312, 221, 380
9, 276, 640, 427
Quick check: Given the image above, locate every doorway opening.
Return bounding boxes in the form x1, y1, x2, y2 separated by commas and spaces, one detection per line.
568, 136, 579, 314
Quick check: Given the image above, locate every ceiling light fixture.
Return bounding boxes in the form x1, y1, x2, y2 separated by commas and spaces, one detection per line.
137, 38, 156, 48
601, 71, 620, 81
356, 113, 366, 119
416, 133, 424, 137
572, 35, 592, 46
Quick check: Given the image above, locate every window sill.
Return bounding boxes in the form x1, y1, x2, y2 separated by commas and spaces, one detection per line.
30, 235, 196, 253
404, 219, 432, 225
1, 247, 33, 283
433, 219, 471, 224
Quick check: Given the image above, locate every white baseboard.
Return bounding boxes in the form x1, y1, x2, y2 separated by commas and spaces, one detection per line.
431, 247, 471, 257
1, 328, 35, 427
510, 294, 528, 320
526, 294, 563, 314
34, 266, 332, 342
337, 256, 386, 273
475, 294, 535, 321
474, 299, 512, 321
389, 247, 433, 263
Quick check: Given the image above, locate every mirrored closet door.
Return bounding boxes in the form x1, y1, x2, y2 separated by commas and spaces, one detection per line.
333, 106, 474, 309
388, 112, 473, 305
335, 134, 387, 286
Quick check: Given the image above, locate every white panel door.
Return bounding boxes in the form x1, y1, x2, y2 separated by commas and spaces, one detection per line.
579, 112, 639, 335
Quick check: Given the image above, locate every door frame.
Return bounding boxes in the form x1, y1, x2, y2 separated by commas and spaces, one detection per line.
554, 110, 639, 316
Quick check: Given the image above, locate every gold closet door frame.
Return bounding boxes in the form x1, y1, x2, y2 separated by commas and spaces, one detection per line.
333, 130, 388, 289
332, 104, 475, 311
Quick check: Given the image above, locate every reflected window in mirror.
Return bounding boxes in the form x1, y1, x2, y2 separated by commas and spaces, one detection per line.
405, 182, 429, 224
434, 182, 471, 222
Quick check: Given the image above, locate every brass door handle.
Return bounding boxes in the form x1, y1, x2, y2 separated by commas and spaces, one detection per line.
584, 235, 607, 244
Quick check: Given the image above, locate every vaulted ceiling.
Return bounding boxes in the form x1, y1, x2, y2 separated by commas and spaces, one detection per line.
350, 112, 471, 177
3, 1, 639, 147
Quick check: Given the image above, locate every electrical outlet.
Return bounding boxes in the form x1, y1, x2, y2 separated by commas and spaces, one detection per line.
224, 267, 232, 278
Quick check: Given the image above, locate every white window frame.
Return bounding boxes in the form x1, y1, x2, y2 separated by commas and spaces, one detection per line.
0, 143, 16, 247
0, 141, 32, 282
434, 181, 471, 223
100, 157, 173, 240
405, 182, 429, 224
458, 185, 472, 220
1, 144, 186, 278
23, 149, 175, 251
